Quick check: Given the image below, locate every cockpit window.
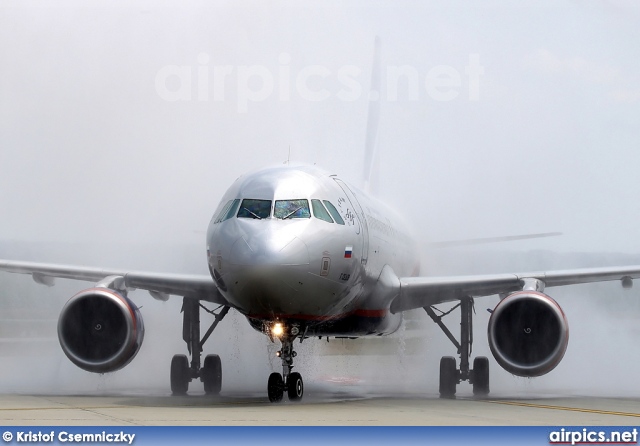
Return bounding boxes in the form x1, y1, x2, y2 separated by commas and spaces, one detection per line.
311, 199, 334, 223
237, 199, 271, 219
220, 198, 241, 222
274, 199, 311, 219
323, 200, 345, 225
213, 200, 233, 224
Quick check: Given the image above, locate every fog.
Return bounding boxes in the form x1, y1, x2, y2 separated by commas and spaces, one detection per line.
1, 1, 640, 398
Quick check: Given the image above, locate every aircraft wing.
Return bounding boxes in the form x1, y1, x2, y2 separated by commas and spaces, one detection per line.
0, 259, 227, 305
391, 265, 640, 313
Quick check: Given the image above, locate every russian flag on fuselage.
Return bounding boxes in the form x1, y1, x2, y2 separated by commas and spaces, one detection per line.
344, 246, 353, 258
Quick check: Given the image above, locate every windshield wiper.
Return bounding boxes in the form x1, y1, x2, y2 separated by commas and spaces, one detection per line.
242, 207, 263, 220
282, 206, 303, 219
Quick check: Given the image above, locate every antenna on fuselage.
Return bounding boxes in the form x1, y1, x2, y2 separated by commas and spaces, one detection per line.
284, 145, 291, 165
362, 36, 382, 195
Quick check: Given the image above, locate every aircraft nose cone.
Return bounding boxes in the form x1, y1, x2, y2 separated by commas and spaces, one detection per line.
229, 235, 309, 266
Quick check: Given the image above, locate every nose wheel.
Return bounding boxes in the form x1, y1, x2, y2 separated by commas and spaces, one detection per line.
268, 372, 284, 402
268, 336, 304, 402
287, 372, 304, 400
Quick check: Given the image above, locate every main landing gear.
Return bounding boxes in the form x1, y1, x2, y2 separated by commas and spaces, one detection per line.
170, 297, 229, 396
425, 296, 490, 398
267, 332, 304, 403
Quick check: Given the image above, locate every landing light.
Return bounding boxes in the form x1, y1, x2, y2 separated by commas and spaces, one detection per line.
272, 322, 284, 338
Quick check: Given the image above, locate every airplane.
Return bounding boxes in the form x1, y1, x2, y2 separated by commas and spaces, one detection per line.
1, 163, 640, 403
2, 39, 639, 403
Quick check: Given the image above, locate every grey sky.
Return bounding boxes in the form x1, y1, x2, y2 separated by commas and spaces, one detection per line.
1, 0, 639, 257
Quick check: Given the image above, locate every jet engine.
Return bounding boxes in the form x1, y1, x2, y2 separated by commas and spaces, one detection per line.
57, 287, 144, 373
488, 291, 568, 377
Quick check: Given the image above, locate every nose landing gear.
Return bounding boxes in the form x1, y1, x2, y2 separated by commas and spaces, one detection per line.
267, 333, 304, 403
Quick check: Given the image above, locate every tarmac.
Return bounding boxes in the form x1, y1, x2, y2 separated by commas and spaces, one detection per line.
0, 391, 639, 426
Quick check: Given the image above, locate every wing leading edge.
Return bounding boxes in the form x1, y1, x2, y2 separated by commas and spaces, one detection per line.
2, 259, 640, 315
0, 259, 227, 305
391, 265, 640, 313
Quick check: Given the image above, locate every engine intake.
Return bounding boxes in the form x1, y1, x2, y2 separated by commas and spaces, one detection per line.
57, 288, 144, 373
488, 291, 568, 377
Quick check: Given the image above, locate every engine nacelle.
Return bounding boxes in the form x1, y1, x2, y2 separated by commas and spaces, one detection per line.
57, 288, 144, 373
488, 291, 568, 377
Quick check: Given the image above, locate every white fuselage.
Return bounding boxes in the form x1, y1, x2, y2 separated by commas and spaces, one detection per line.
206, 165, 420, 337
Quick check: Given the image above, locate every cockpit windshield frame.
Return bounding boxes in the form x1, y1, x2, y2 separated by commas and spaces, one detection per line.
237, 199, 272, 219
274, 199, 311, 219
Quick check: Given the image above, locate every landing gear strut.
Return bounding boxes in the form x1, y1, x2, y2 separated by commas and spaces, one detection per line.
170, 297, 229, 395
268, 335, 304, 403
425, 296, 490, 398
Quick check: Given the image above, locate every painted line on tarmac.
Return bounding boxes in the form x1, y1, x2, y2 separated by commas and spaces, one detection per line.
0, 406, 113, 411
485, 400, 640, 418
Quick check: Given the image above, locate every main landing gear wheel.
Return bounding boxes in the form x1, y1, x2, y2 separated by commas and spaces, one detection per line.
288, 372, 304, 401
268, 372, 284, 403
170, 354, 190, 395
202, 354, 222, 395
439, 356, 457, 398
472, 356, 490, 396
